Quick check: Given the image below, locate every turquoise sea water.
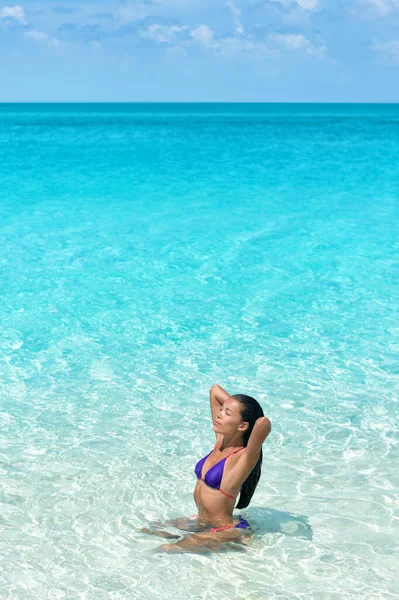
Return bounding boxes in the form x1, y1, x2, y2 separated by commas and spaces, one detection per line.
0, 103, 398, 599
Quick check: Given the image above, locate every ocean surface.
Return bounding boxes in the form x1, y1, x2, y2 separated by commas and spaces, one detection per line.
0, 103, 398, 599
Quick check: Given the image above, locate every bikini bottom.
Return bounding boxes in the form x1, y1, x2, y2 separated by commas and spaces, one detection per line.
209, 516, 250, 533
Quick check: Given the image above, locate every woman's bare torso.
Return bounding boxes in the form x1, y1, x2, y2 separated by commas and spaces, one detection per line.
194, 446, 247, 525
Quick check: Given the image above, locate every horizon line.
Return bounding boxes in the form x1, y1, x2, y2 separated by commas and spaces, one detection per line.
1, 101, 399, 105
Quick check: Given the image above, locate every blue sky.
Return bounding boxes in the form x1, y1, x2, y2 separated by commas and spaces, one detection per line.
1, 0, 399, 101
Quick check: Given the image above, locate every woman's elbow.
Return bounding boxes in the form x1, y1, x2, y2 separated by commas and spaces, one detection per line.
257, 416, 271, 434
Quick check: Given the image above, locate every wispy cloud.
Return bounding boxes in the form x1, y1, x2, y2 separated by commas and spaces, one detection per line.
190, 24, 215, 47
90, 12, 115, 20
269, 32, 326, 55
372, 38, 399, 61
140, 23, 188, 44
114, 4, 154, 23
268, 0, 319, 11
0, 5, 27, 24
358, 0, 399, 15
57, 22, 104, 42
296, 0, 319, 9
226, 1, 244, 35
52, 7, 79, 15
269, 32, 308, 48
6, 1, 327, 62
188, 18, 327, 59
24, 29, 61, 47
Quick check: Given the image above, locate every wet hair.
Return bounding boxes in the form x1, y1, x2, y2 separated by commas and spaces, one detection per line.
231, 394, 264, 509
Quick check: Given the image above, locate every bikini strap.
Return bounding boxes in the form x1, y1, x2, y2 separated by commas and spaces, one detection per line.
224, 446, 245, 459
214, 443, 244, 457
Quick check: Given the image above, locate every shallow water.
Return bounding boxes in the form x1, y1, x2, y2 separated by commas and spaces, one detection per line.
0, 103, 398, 599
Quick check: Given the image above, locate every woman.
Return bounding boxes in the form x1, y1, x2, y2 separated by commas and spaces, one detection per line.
144, 383, 271, 553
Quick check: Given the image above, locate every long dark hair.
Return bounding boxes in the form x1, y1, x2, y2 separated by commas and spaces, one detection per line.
231, 394, 264, 509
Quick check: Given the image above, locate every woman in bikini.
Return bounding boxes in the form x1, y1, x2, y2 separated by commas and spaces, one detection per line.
144, 383, 271, 553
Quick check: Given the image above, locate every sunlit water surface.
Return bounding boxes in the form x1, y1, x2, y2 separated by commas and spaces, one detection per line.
0, 103, 398, 599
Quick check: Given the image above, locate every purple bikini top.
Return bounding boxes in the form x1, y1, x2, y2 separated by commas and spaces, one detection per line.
194, 444, 244, 499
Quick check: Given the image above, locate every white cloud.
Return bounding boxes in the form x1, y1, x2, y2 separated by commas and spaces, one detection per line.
296, 0, 319, 8
372, 39, 399, 61
226, 1, 244, 35
190, 24, 215, 47
189, 21, 326, 59
269, 32, 326, 56
156, 0, 200, 5
270, 33, 308, 49
25, 29, 49, 41
306, 43, 327, 57
189, 25, 281, 58
141, 23, 188, 44
114, 5, 151, 23
219, 36, 282, 58
0, 5, 27, 24
271, 0, 319, 10
24, 29, 61, 47
360, 0, 399, 15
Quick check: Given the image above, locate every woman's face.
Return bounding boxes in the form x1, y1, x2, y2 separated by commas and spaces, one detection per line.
212, 397, 248, 436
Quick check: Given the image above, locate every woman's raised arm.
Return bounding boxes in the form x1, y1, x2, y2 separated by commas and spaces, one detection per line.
243, 416, 272, 467
209, 384, 230, 425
